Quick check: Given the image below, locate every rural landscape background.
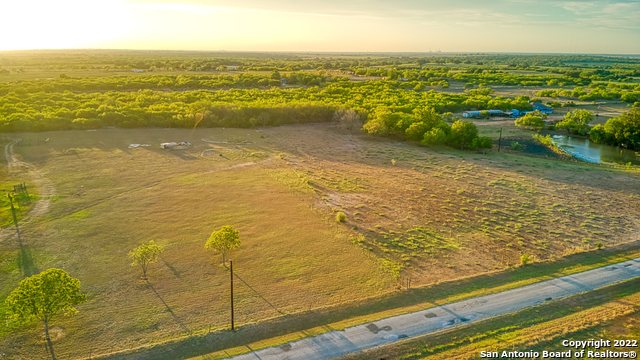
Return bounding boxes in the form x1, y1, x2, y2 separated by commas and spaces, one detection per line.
1, 1, 640, 360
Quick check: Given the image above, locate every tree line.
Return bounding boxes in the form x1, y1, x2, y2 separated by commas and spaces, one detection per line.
0, 80, 538, 132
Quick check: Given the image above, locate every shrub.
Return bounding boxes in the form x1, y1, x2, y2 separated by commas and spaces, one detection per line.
405, 122, 429, 141
514, 111, 546, 130
510, 141, 524, 151
520, 253, 532, 266
557, 109, 594, 135
421, 127, 448, 146
449, 120, 479, 149
598, 108, 640, 150
335, 211, 347, 223
589, 124, 609, 144
471, 136, 493, 150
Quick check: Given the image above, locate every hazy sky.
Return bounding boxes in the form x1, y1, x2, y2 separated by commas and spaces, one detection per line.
1, 0, 639, 53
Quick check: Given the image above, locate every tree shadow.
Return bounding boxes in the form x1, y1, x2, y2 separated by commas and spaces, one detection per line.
161, 257, 182, 278
17, 244, 38, 276
12, 229, 38, 276
233, 271, 287, 316
146, 280, 192, 335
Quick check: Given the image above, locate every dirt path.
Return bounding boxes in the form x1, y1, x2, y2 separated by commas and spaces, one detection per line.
1, 140, 56, 241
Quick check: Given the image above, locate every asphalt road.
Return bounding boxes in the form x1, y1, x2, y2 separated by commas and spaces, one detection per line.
230, 258, 640, 360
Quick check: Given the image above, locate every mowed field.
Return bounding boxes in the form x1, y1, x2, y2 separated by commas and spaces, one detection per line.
1, 123, 639, 358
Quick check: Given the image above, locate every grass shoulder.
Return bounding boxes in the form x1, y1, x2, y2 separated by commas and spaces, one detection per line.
345, 277, 640, 360
100, 242, 640, 359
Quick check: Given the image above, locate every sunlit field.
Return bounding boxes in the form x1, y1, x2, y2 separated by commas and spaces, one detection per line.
1, 50, 640, 359
1, 121, 639, 358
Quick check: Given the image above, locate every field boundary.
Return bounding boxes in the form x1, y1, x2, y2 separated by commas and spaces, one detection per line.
346, 277, 640, 360
92, 241, 640, 360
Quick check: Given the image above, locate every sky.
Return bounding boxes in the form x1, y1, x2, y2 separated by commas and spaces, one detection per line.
1, 0, 639, 54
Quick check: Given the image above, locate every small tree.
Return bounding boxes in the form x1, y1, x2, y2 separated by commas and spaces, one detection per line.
5, 268, 86, 360
557, 109, 593, 135
471, 136, 493, 150
129, 240, 164, 279
515, 111, 546, 131
422, 127, 448, 146
449, 120, 479, 149
520, 253, 532, 266
205, 226, 240, 265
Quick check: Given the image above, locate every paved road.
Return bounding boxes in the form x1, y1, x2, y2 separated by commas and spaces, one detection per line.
230, 258, 640, 360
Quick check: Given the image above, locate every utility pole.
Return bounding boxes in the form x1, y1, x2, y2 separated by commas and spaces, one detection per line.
230, 259, 235, 332
7, 192, 21, 241
498, 128, 503, 152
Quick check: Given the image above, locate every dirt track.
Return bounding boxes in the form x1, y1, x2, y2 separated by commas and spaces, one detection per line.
1, 140, 55, 241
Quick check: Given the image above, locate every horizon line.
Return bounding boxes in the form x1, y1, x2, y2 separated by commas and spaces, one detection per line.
1, 48, 640, 57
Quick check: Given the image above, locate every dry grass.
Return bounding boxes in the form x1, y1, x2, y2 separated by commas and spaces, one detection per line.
1, 124, 639, 358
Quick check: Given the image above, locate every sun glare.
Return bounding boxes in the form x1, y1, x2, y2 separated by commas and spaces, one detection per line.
0, 0, 131, 50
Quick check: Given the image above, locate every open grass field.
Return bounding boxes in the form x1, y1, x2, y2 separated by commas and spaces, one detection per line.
1, 123, 639, 358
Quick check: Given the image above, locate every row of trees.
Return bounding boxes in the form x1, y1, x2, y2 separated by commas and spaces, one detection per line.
0, 80, 540, 132
0, 72, 333, 94
536, 83, 640, 104
3, 226, 241, 359
349, 63, 636, 86
6, 51, 637, 73
129, 225, 241, 279
541, 108, 640, 151
590, 108, 640, 150
363, 107, 492, 150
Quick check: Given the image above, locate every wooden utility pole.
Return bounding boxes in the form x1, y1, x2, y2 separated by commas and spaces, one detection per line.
230, 259, 235, 332
498, 128, 503, 152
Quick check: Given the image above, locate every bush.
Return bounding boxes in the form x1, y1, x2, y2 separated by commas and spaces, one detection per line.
520, 253, 532, 266
335, 211, 347, 223
597, 108, 640, 150
514, 111, 546, 130
421, 127, 448, 146
589, 124, 609, 144
471, 136, 493, 150
449, 120, 479, 149
557, 109, 594, 136
510, 141, 524, 151
405, 122, 430, 141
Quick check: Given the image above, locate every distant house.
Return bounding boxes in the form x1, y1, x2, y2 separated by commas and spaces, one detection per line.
225, 65, 240, 71
463, 102, 553, 119
463, 111, 482, 118
488, 110, 509, 117
463, 110, 510, 119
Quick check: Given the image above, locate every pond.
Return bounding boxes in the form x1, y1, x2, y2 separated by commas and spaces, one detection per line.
551, 135, 640, 165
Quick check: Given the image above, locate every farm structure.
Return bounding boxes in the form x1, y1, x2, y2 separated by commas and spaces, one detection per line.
463, 102, 553, 119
